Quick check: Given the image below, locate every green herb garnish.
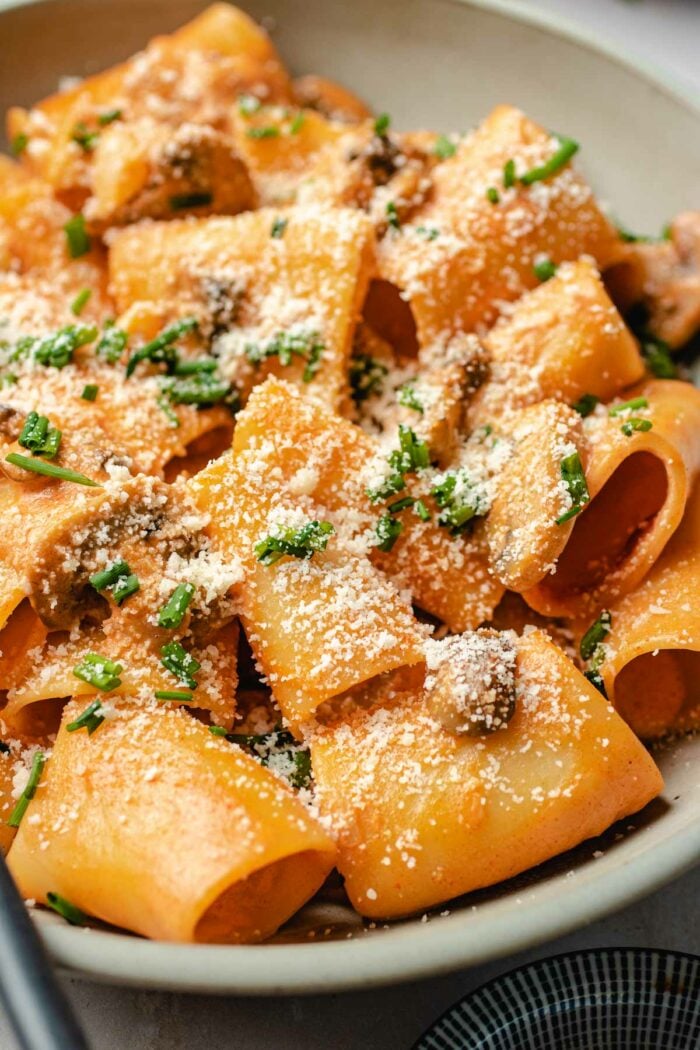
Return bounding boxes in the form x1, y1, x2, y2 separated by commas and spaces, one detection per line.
73, 653, 123, 692
157, 582, 195, 629
533, 256, 557, 282
555, 451, 589, 525
5, 453, 98, 487
375, 513, 402, 552
503, 158, 516, 188
289, 111, 305, 134
388, 424, 430, 474
584, 670, 607, 697
398, 383, 423, 414
155, 690, 194, 702
8, 751, 44, 828
415, 225, 440, 240
386, 201, 401, 231
90, 561, 138, 605
159, 371, 234, 407
486, 186, 500, 204
81, 384, 99, 402
238, 94, 262, 116
126, 317, 198, 377
433, 134, 456, 160
46, 894, 89, 926
431, 468, 487, 535
96, 322, 128, 364
414, 498, 431, 522
160, 641, 200, 690
97, 108, 122, 126
520, 134, 579, 186
71, 121, 99, 152
63, 214, 91, 258
169, 192, 213, 210
66, 700, 105, 735
245, 329, 324, 383
387, 496, 415, 514
255, 520, 334, 566
572, 393, 599, 418
373, 113, 391, 136
580, 610, 612, 662
621, 418, 653, 436
18, 412, 62, 459
271, 216, 288, 239
642, 336, 676, 379
246, 125, 280, 139
349, 354, 387, 403
609, 396, 649, 416
11, 132, 28, 157
70, 288, 92, 316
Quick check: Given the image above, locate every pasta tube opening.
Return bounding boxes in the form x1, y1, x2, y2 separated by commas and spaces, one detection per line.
614, 649, 700, 740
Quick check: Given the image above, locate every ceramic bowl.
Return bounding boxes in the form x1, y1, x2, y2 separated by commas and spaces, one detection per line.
0, 0, 699, 995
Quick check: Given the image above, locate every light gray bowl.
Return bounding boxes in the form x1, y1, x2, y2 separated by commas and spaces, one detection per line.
1, 0, 699, 996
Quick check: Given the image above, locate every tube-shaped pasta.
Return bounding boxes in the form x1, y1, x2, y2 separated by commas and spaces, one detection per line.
474, 259, 644, 419
109, 208, 375, 411
310, 629, 662, 918
378, 105, 623, 345
523, 379, 700, 617
7, 701, 336, 942
597, 481, 700, 738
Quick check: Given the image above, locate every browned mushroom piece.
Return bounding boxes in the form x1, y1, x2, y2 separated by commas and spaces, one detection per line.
606, 211, 700, 349
292, 75, 372, 124
425, 628, 517, 736
86, 120, 256, 231
26, 474, 198, 629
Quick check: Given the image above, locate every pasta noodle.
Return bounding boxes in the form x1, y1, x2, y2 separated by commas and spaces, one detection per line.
1, 1, 696, 945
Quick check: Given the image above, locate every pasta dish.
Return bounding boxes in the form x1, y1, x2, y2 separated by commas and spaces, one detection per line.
0, 3, 698, 944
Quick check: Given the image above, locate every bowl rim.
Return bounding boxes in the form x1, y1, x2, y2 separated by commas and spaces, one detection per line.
411, 946, 700, 1049
1, 0, 699, 996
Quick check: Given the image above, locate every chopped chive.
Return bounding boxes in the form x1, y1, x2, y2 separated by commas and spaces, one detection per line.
8, 751, 45, 828
386, 201, 401, 231
389, 424, 430, 474
90, 561, 130, 592
238, 94, 262, 116
271, 216, 288, 239
584, 670, 607, 697
111, 574, 139, 605
245, 329, 324, 383
18, 412, 62, 459
25, 324, 98, 369
126, 317, 198, 378
486, 186, 500, 204
96, 322, 128, 364
160, 641, 200, 690
255, 520, 334, 566
642, 337, 676, 379
289, 111, 306, 134
155, 689, 194, 702
375, 513, 402, 552
63, 214, 91, 259
46, 893, 89, 926
415, 225, 439, 240
73, 653, 123, 692
246, 125, 280, 139
414, 498, 431, 522
503, 158, 516, 188
157, 582, 195, 629
157, 394, 180, 428
433, 134, 456, 160
366, 473, 406, 503
349, 354, 387, 404
373, 113, 391, 136
70, 287, 92, 316
621, 417, 653, 436
555, 451, 589, 525
431, 468, 486, 535
609, 396, 649, 416
397, 383, 423, 414
97, 108, 122, 126
66, 699, 105, 735
533, 256, 557, 282
572, 393, 599, 418
209, 725, 227, 737
388, 496, 415, 514
580, 610, 612, 661
71, 121, 99, 152
11, 132, 28, 157
5, 453, 98, 487
172, 357, 218, 376
81, 384, 99, 402
520, 134, 579, 185
169, 192, 213, 210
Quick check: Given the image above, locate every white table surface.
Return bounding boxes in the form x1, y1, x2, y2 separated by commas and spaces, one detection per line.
1, 1, 699, 1047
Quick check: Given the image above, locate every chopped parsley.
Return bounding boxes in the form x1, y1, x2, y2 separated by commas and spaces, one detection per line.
11, 132, 28, 156
255, 520, 334, 566
126, 317, 198, 377
375, 512, 403, 552
609, 396, 649, 416
533, 256, 557, 282
572, 393, 599, 418
519, 134, 579, 185
157, 582, 195, 630
169, 192, 213, 210
73, 653, 123, 692
621, 417, 653, 436
245, 329, 325, 383
66, 700, 105, 736
431, 468, 487, 535
18, 412, 62, 459
46, 894, 89, 926
63, 214, 91, 258
81, 384, 99, 401
270, 216, 288, 238
349, 354, 387, 403
5, 453, 99, 487
398, 382, 423, 414
486, 186, 500, 204
70, 288, 92, 316
8, 751, 45, 828
160, 641, 200, 690
555, 451, 589, 525
433, 134, 456, 160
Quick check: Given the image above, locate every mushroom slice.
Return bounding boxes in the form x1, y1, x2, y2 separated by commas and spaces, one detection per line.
425, 628, 517, 736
